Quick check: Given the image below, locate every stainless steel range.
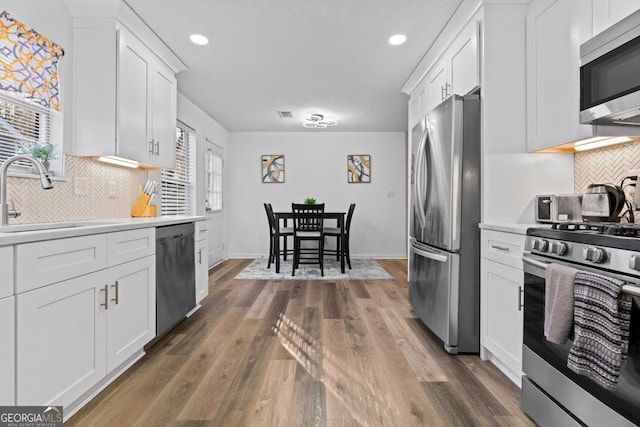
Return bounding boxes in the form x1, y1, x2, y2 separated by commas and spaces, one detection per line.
522, 223, 640, 426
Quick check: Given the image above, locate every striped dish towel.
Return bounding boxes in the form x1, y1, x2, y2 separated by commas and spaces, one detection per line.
568, 271, 632, 389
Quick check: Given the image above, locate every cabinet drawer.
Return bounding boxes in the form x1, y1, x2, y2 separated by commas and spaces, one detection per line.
16, 235, 108, 294
481, 230, 525, 270
195, 221, 208, 242
107, 227, 155, 266
0, 246, 13, 298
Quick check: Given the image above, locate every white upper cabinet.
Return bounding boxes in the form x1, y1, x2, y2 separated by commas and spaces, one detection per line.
426, 59, 449, 113
150, 65, 177, 169
592, 0, 639, 35
526, 0, 593, 152
425, 19, 480, 113
408, 78, 427, 130
71, 5, 185, 169
118, 27, 177, 169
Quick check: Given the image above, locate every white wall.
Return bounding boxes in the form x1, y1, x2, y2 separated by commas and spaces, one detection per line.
227, 132, 407, 258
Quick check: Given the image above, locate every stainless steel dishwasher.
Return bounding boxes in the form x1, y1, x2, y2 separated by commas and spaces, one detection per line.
156, 222, 195, 336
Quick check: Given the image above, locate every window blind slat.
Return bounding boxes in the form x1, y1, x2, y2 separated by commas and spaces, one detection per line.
161, 122, 195, 216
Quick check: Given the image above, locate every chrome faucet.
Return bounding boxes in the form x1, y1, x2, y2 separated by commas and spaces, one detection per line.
0, 155, 54, 226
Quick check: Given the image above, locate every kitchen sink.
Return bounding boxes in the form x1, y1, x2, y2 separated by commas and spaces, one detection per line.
0, 220, 118, 233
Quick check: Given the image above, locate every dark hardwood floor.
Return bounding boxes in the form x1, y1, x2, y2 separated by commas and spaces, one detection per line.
67, 258, 535, 426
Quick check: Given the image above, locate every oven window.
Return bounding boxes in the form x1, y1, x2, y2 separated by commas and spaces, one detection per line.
524, 271, 640, 424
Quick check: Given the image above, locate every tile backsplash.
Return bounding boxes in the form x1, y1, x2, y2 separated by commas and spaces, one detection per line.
574, 139, 640, 223
7, 155, 147, 224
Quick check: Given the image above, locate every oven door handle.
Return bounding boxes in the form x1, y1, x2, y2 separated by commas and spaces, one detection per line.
523, 257, 547, 270
523, 255, 640, 297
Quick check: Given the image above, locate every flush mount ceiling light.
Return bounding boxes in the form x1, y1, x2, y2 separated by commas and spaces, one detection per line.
388, 34, 407, 45
303, 114, 337, 128
189, 34, 209, 46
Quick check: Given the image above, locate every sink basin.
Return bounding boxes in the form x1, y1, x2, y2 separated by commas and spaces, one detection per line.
0, 220, 116, 233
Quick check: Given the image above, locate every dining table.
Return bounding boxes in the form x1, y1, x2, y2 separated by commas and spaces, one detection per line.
274, 211, 346, 274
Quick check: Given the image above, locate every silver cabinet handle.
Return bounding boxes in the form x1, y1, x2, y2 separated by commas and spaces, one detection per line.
517, 285, 524, 311
155, 140, 160, 156
111, 281, 119, 305
441, 85, 447, 101
100, 284, 109, 310
149, 140, 155, 155
490, 245, 510, 251
445, 83, 451, 97
198, 249, 202, 264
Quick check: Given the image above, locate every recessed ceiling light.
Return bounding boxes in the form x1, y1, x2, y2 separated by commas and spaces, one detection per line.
189, 34, 209, 46
388, 34, 407, 45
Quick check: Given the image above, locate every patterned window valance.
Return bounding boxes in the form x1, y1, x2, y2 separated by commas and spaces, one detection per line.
0, 11, 65, 111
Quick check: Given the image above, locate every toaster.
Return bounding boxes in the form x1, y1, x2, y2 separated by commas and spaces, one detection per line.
535, 194, 583, 223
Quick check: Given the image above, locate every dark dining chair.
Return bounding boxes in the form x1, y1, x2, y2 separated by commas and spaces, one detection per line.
324, 203, 355, 269
291, 203, 325, 276
264, 203, 293, 268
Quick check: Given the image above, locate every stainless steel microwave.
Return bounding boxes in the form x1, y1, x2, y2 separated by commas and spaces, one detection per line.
535, 194, 582, 223
580, 9, 640, 126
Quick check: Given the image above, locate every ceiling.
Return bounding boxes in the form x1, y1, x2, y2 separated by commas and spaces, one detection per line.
125, 0, 464, 132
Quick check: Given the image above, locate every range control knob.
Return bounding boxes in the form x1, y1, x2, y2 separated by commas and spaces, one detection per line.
532, 239, 548, 252
630, 254, 640, 271
583, 247, 605, 263
549, 241, 568, 256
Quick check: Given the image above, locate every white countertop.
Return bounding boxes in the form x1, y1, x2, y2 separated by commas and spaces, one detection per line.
479, 222, 550, 235
0, 215, 207, 246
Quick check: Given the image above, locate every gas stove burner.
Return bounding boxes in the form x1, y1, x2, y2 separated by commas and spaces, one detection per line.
551, 222, 604, 232
602, 223, 640, 237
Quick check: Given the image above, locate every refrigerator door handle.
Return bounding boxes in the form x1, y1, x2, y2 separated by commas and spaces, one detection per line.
414, 128, 428, 229
411, 243, 448, 263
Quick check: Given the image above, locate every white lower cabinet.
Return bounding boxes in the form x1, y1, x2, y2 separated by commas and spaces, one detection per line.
480, 229, 526, 386
195, 238, 208, 304
480, 259, 524, 384
16, 255, 156, 409
16, 271, 108, 407
106, 256, 155, 372
0, 296, 15, 406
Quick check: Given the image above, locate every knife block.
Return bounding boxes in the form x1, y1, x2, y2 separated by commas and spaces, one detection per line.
131, 193, 157, 217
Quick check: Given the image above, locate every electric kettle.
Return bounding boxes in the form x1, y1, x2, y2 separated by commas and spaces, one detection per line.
581, 184, 626, 222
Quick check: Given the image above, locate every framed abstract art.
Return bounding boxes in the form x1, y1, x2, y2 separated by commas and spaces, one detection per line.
347, 154, 370, 183
262, 154, 285, 183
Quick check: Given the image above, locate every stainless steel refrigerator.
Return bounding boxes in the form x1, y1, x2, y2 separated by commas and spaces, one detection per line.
409, 94, 480, 354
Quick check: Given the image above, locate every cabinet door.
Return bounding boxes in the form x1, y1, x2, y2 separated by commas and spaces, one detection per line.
195, 238, 208, 304
592, 0, 639, 35
150, 63, 177, 170
426, 60, 449, 112
0, 246, 13, 299
117, 28, 152, 164
480, 259, 523, 378
106, 256, 156, 373
0, 296, 15, 406
16, 271, 107, 406
526, 0, 592, 152
450, 20, 480, 97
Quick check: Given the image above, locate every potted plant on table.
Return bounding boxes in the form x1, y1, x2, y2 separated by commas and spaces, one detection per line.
20, 142, 58, 174
304, 197, 317, 205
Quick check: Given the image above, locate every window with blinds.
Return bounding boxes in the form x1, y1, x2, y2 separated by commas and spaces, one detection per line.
0, 94, 53, 169
161, 121, 195, 216
206, 146, 223, 212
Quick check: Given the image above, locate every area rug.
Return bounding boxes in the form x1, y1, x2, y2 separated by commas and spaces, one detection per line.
235, 258, 393, 280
